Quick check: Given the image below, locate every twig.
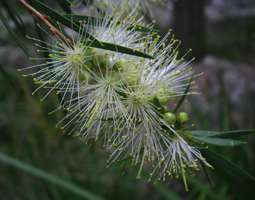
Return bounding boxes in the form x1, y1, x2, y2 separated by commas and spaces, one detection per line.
17, 0, 72, 46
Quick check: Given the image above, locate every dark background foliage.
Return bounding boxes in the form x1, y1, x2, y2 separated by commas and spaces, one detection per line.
0, 0, 255, 199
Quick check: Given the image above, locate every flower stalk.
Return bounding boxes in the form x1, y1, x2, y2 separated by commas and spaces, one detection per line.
17, 0, 72, 46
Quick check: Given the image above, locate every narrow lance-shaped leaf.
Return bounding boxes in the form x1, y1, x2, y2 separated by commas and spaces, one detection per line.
0, 9, 29, 56
202, 149, 255, 182
0, 64, 18, 89
28, 0, 95, 40
190, 129, 255, 139
27, 0, 153, 59
85, 40, 153, 59
189, 130, 219, 137
211, 129, 255, 139
1, 0, 26, 36
56, 0, 72, 14
0, 152, 104, 200
193, 136, 247, 147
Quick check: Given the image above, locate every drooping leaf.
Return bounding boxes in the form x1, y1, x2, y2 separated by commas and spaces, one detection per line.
200, 160, 213, 186
0, 152, 104, 200
202, 150, 255, 182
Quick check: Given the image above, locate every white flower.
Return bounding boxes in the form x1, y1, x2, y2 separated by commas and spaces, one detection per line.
85, 13, 149, 65
149, 135, 212, 190
21, 10, 210, 185
102, 31, 203, 183
54, 13, 149, 138
59, 68, 126, 139
21, 31, 92, 105
21, 13, 148, 104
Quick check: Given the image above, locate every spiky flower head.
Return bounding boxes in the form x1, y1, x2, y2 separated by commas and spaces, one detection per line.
21, 13, 148, 103
22, 30, 94, 104
21, 10, 210, 189
150, 135, 212, 189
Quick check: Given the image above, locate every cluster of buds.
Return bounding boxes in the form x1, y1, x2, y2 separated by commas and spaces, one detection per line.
21, 9, 211, 189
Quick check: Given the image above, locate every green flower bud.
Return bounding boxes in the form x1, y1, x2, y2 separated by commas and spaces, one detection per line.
164, 112, 176, 124
156, 87, 170, 105
113, 59, 126, 70
177, 112, 189, 124
113, 59, 139, 86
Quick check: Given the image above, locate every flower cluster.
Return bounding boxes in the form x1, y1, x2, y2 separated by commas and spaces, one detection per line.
22, 11, 211, 188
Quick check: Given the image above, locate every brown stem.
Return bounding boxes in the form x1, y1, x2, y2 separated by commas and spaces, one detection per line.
17, 0, 72, 46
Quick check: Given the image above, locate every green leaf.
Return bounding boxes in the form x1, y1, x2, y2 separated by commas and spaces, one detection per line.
189, 130, 219, 137
28, 0, 153, 59
193, 136, 247, 147
86, 40, 153, 59
212, 129, 255, 139
28, 0, 95, 40
0, 152, 104, 200
0, 64, 18, 89
1, 0, 26, 36
202, 150, 255, 182
56, 0, 72, 14
189, 130, 248, 146
0, 9, 29, 56
190, 130, 255, 139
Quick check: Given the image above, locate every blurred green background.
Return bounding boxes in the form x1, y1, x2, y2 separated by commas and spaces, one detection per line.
0, 0, 255, 199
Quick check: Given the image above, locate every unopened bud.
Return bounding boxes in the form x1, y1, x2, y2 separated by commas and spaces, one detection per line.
177, 112, 189, 123
164, 112, 176, 124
